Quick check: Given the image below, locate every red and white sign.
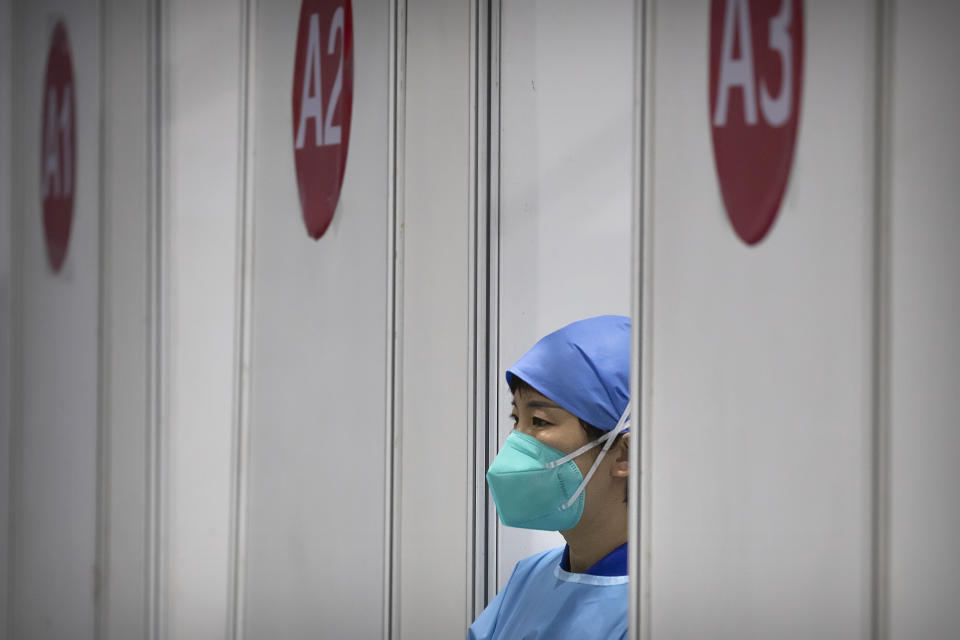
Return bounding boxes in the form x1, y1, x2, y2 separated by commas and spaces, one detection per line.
41, 21, 76, 271
709, 0, 803, 245
292, 0, 354, 240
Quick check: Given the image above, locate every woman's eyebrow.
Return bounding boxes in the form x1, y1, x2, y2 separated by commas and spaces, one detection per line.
523, 399, 562, 410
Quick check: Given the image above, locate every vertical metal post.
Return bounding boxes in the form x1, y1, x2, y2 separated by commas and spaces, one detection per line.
145, 0, 167, 636
629, 0, 653, 638
95, 0, 109, 636
485, 0, 502, 609
869, 0, 893, 638
226, 0, 257, 637
385, 0, 406, 637
6, 1, 24, 636
467, 0, 500, 624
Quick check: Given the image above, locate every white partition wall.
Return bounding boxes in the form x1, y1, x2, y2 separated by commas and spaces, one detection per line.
5, 2, 157, 638
638, 2, 876, 638
496, 0, 634, 589
888, 0, 960, 635
162, 0, 244, 636
397, 0, 473, 636
100, 0, 155, 637
0, 0, 474, 636
240, 1, 390, 637
8, 2, 102, 638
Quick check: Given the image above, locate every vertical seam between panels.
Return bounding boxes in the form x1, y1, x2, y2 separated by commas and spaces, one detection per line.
384, 0, 394, 632
628, 0, 642, 636
228, 0, 256, 638
385, 1, 406, 637
485, 0, 501, 604
95, 0, 110, 636
145, 0, 167, 636
466, 0, 478, 624
467, 0, 496, 624
467, 0, 500, 620
633, 0, 655, 638
6, 1, 23, 636
870, 0, 893, 639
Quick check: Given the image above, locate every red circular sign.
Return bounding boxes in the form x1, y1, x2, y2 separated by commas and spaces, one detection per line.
292, 0, 354, 240
41, 21, 76, 271
709, 0, 803, 245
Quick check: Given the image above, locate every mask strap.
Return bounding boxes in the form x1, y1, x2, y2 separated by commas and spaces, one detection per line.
546, 436, 604, 469
553, 402, 631, 511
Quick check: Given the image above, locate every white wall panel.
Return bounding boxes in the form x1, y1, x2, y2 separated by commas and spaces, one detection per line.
497, 0, 634, 589
644, 2, 874, 638
100, 0, 154, 637
888, 1, 960, 636
240, 1, 389, 637
164, 0, 242, 636
398, 0, 473, 636
10, 2, 101, 638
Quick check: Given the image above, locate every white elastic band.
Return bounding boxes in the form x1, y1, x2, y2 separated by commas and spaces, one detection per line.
545, 437, 605, 469
550, 402, 631, 511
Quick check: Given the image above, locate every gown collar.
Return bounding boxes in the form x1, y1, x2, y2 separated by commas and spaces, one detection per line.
560, 542, 628, 577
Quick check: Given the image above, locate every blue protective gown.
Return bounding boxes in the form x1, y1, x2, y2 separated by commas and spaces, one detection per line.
468, 543, 629, 640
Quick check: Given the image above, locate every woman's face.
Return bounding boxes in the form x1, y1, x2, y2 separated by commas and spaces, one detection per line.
509, 384, 627, 533
509, 385, 598, 479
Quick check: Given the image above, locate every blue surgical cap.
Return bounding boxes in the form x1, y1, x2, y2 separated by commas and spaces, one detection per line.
506, 315, 631, 432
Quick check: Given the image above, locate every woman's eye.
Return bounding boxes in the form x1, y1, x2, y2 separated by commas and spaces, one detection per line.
531, 417, 550, 427
509, 414, 518, 424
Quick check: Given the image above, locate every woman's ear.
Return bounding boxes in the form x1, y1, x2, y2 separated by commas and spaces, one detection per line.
610, 432, 630, 478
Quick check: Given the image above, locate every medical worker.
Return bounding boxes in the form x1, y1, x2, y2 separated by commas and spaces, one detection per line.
469, 315, 631, 640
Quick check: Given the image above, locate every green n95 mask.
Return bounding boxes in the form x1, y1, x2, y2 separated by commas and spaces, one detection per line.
486, 404, 630, 531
